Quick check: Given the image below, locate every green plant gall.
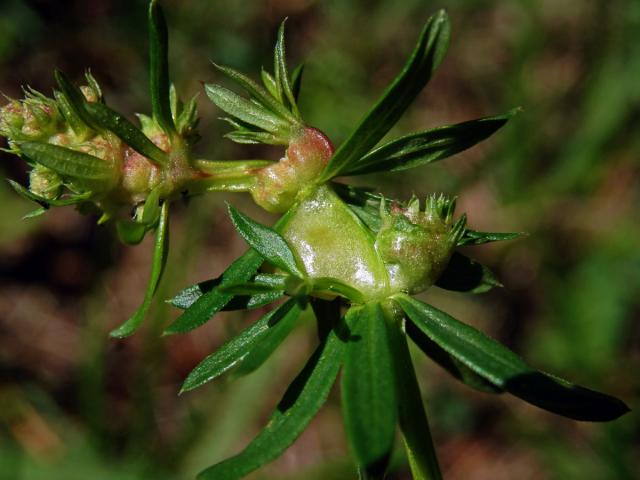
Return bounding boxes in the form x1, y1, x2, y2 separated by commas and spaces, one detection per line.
250, 127, 334, 213
375, 195, 464, 294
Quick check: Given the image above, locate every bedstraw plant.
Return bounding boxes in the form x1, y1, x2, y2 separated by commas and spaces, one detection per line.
0, 1, 629, 479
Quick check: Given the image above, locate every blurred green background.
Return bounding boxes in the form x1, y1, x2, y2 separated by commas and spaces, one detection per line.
0, 0, 638, 479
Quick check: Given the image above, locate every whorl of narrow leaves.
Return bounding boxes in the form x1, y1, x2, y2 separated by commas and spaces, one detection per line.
197, 326, 346, 480
342, 110, 517, 176
205, 22, 303, 146
320, 10, 451, 181
164, 249, 265, 334
180, 298, 301, 393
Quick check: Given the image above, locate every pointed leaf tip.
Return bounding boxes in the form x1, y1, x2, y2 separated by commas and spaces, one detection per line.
320, 8, 452, 181
197, 329, 345, 479
110, 201, 170, 338
227, 203, 303, 277
397, 294, 630, 422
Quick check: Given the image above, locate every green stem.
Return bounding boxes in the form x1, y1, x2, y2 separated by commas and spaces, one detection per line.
385, 306, 442, 480
193, 158, 273, 173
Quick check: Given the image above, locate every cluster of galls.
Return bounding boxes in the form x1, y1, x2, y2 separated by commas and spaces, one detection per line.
0, 82, 100, 201
0, 72, 201, 240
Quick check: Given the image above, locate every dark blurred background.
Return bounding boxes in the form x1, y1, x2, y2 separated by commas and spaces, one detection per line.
0, 0, 638, 479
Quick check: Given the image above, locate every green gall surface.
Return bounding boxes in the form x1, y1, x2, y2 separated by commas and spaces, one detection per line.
282, 185, 390, 299
375, 196, 461, 294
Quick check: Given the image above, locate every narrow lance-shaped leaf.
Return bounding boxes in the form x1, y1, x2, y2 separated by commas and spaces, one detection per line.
261, 68, 278, 99
385, 310, 443, 480
84, 71, 103, 100
395, 294, 630, 421
22, 208, 46, 219
213, 62, 297, 123
53, 90, 91, 139
458, 229, 525, 246
320, 10, 450, 181
84, 102, 169, 167
222, 291, 284, 312
20, 142, 116, 192
116, 220, 147, 246
344, 111, 516, 176
233, 300, 305, 377
290, 63, 304, 101
148, 0, 176, 134
165, 210, 296, 334
274, 20, 299, 117
228, 204, 303, 277
219, 282, 284, 296
181, 298, 300, 393
406, 320, 502, 394
8, 179, 90, 207
164, 249, 265, 334
141, 185, 162, 225
225, 130, 284, 146
110, 201, 170, 338
435, 252, 502, 294
342, 303, 397, 475
198, 325, 346, 480
54, 70, 99, 130
205, 84, 290, 134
